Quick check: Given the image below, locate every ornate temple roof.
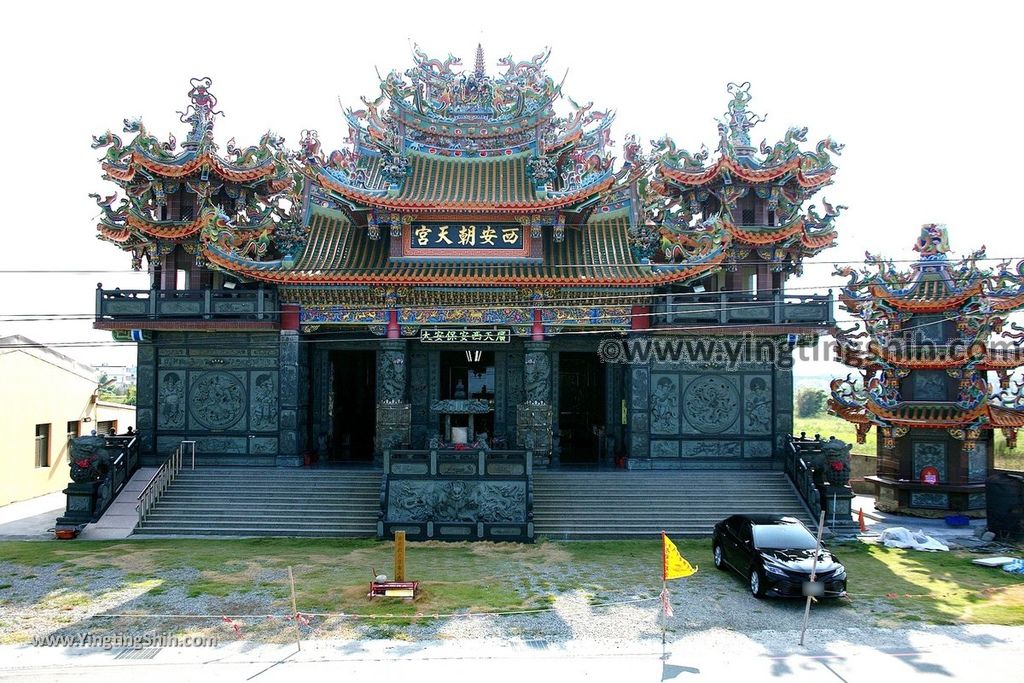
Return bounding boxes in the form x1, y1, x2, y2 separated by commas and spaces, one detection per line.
304, 44, 618, 217
836, 224, 1024, 315
640, 83, 843, 272
201, 206, 724, 287
89, 62, 843, 303
312, 150, 615, 213
829, 225, 1024, 448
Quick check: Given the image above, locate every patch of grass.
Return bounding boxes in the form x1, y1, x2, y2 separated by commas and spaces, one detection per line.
793, 414, 865, 452
1, 537, 1021, 628
833, 541, 1024, 625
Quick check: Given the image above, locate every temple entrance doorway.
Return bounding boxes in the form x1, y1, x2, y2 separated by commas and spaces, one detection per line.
558, 352, 605, 464
329, 350, 376, 462
437, 350, 495, 442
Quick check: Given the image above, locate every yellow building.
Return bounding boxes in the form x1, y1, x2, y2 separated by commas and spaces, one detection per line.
0, 335, 136, 506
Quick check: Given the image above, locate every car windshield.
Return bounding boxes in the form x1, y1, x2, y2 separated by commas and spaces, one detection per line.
752, 523, 818, 550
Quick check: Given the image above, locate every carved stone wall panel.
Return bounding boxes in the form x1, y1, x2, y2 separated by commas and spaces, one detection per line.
743, 374, 772, 435
280, 363, 298, 410
524, 342, 551, 404
250, 437, 278, 455
280, 429, 297, 455
386, 479, 527, 523
911, 370, 948, 401
249, 370, 279, 431
650, 373, 680, 435
157, 370, 186, 430
911, 441, 948, 480
188, 371, 247, 432
680, 440, 742, 458
195, 436, 247, 454
279, 408, 297, 430
968, 441, 988, 482
744, 440, 773, 458
378, 341, 408, 404
629, 432, 648, 458
774, 367, 793, 406
910, 492, 949, 509
650, 440, 680, 458
137, 363, 155, 402
681, 375, 740, 434
279, 332, 298, 365
630, 368, 650, 410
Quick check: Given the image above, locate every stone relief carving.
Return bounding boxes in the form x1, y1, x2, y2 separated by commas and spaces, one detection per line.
250, 372, 279, 430
524, 350, 551, 403
680, 440, 742, 458
744, 376, 772, 434
387, 479, 526, 523
378, 347, 406, 403
911, 441, 947, 481
912, 371, 947, 401
650, 375, 679, 434
158, 371, 185, 429
682, 376, 739, 433
189, 372, 246, 430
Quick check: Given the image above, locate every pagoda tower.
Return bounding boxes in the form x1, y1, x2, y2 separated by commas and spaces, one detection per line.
646, 81, 844, 281
830, 224, 1024, 516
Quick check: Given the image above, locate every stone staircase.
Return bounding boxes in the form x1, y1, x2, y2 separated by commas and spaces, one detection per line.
532, 470, 816, 539
134, 468, 381, 537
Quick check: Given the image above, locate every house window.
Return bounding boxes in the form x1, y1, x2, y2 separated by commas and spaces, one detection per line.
35, 424, 50, 468
97, 420, 117, 436
66, 420, 80, 449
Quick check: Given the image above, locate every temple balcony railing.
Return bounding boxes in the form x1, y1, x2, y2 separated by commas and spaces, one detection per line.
650, 290, 834, 328
95, 285, 277, 323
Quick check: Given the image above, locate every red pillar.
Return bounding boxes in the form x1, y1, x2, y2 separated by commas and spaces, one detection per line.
531, 308, 544, 341
281, 303, 301, 331
386, 309, 401, 339
631, 305, 650, 330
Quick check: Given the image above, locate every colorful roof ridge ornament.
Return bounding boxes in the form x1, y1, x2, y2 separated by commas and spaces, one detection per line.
642, 84, 843, 272
830, 226, 1024, 450
90, 77, 305, 270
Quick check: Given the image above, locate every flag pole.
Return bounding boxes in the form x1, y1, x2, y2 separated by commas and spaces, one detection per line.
660, 531, 667, 651
799, 510, 827, 646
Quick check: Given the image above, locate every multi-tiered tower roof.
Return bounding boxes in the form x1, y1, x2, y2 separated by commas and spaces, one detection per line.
644, 81, 843, 274
830, 224, 1024, 514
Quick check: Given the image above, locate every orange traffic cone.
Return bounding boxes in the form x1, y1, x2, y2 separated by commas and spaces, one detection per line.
858, 507, 867, 533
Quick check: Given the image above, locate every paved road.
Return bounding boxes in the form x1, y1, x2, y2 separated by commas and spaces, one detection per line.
2, 626, 1021, 682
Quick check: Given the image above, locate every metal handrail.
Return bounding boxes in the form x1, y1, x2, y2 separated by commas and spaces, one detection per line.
181, 440, 196, 469
784, 436, 824, 522
137, 446, 183, 525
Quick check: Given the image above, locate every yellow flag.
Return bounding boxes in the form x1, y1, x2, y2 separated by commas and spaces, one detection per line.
662, 531, 697, 580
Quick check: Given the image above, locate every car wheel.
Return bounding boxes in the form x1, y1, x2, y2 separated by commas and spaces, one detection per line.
713, 544, 725, 571
749, 568, 765, 598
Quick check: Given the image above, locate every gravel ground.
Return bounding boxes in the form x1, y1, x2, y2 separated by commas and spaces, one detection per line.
0, 554, 886, 645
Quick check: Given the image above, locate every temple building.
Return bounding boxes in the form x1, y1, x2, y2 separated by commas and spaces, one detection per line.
91, 49, 839, 480
830, 224, 1024, 516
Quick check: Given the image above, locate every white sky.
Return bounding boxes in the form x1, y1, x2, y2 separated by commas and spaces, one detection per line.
1, 0, 1021, 371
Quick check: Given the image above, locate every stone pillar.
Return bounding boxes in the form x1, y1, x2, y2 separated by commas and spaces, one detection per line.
135, 341, 157, 464
277, 330, 302, 467
517, 341, 553, 461
376, 340, 411, 455
773, 342, 794, 467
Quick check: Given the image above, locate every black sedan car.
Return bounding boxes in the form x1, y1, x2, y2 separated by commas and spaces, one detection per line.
712, 514, 847, 598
